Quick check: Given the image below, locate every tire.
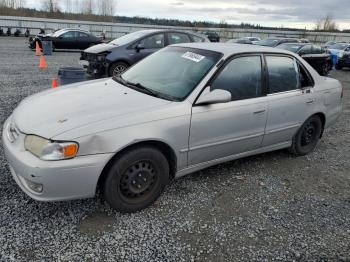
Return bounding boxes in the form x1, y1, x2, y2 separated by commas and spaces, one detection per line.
289, 115, 322, 156
335, 64, 343, 70
108, 62, 129, 77
103, 146, 170, 213
320, 63, 329, 76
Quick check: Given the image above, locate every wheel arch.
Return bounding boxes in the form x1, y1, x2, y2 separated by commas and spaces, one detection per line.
107, 60, 131, 76
313, 112, 326, 137
96, 140, 177, 193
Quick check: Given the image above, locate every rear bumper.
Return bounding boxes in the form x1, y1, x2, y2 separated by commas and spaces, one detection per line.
2, 118, 113, 202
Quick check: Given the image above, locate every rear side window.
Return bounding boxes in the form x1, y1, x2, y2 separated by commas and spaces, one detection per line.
192, 35, 205, 42
266, 56, 299, 94
211, 56, 262, 101
79, 32, 89, 38
140, 34, 165, 49
312, 45, 323, 54
168, 33, 191, 44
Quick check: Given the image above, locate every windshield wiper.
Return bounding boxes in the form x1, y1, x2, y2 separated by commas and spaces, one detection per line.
115, 76, 176, 101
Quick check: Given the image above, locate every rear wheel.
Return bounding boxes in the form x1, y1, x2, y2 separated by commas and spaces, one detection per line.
335, 64, 343, 70
108, 62, 129, 77
103, 146, 169, 212
321, 63, 330, 76
289, 115, 322, 156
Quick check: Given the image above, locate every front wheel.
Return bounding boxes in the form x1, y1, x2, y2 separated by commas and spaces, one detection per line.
289, 115, 322, 156
103, 146, 170, 213
108, 62, 129, 77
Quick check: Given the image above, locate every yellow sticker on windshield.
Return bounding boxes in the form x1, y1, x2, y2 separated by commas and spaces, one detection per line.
182, 52, 205, 62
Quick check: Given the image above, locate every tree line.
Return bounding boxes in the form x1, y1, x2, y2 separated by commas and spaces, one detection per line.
0, 1, 347, 32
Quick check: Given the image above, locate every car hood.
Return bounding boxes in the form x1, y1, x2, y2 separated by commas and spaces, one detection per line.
84, 43, 117, 54
12, 78, 171, 139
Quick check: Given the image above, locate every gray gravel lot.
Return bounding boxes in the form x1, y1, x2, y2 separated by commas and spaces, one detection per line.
0, 37, 350, 262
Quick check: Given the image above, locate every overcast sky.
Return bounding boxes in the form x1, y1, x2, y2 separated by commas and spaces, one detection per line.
26, 0, 350, 30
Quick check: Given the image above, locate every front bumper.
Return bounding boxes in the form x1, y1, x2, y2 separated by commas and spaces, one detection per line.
337, 58, 350, 67
80, 53, 109, 77
2, 119, 113, 202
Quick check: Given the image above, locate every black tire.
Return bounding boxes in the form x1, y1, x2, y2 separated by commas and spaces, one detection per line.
320, 63, 329, 76
103, 146, 170, 213
289, 115, 322, 156
335, 64, 343, 70
108, 62, 129, 77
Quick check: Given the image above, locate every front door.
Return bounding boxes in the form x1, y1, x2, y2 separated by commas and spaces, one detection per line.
132, 33, 165, 63
188, 55, 268, 166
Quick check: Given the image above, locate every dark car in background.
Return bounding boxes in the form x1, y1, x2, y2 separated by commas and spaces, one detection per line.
278, 43, 332, 76
255, 37, 302, 47
204, 31, 220, 42
29, 29, 103, 50
80, 29, 209, 77
227, 38, 254, 44
335, 47, 350, 70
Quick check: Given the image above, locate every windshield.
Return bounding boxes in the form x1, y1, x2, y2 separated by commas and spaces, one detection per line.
110, 31, 151, 46
278, 44, 303, 53
255, 38, 279, 47
52, 29, 67, 37
329, 43, 349, 50
118, 47, 222, 101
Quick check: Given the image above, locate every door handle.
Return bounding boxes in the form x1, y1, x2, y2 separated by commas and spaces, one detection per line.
306, 98, 316, 104
253, 110, 266, 115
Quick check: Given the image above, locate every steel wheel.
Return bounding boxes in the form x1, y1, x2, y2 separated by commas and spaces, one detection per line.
119, 160, 157, 203
103, 146, 170, 213
289, 115, 322, 156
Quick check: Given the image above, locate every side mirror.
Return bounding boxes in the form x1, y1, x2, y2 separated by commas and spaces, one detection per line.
135, 43, 145, 52
196, 89, 231, 106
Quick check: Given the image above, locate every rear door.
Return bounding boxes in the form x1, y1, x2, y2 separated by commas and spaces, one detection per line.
131, 33, 165, 63
77, 32, 92, 49
188, 55, 268, 166
262, 55, 316, 147
56, 31, 77, 49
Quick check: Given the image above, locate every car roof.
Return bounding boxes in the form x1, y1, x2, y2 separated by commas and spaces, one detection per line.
127, 29, 207, 38
172, 42, 295, 56
279, 42, 310, 46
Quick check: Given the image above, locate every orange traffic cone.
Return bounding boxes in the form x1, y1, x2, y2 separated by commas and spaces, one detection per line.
35, 41, 41, 56
39, 55, 47, 69
51, 79, 58, 88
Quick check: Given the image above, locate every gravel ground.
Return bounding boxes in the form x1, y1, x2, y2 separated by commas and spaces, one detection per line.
0, 37, 350, 262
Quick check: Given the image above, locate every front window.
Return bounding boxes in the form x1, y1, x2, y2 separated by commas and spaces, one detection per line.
139, 34, 165, 49
117, 47, 222, 101
211, 56, 262, 101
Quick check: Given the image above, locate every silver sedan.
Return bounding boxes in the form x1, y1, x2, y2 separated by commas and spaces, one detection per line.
3, 43, 343, 212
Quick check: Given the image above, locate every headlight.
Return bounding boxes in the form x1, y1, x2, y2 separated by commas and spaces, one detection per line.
96, 55, 106, 62
24, 135, 78, 161
338, 51, 344, 58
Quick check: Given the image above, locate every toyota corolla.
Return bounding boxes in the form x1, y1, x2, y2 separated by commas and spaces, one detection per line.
3, 43, 343, 212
